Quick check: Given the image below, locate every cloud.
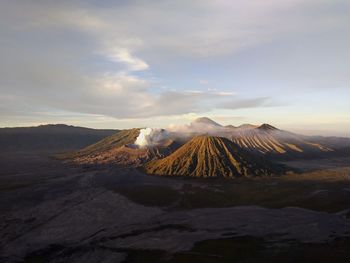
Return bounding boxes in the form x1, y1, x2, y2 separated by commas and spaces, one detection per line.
6, 0, 347, 59
219, 97, 273, 110
105, 48, 149, 71
0, 54, 271, 119
0, 0, 349, 127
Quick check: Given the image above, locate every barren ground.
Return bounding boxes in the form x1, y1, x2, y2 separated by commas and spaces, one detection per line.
1, 151, 350, 262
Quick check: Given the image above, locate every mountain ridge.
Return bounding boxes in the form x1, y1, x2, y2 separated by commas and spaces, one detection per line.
0, 124, 117, 151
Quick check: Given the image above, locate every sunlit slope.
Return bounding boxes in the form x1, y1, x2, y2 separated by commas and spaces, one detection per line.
73, 128, 179, 166
144, 136, 282, 177
231, 124, 332, 155
185, 118, 332, 157
75, 128, 140, 157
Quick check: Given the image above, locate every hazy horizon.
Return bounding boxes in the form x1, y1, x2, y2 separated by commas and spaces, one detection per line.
2, 116, 350, 138
1, 1, 349, 136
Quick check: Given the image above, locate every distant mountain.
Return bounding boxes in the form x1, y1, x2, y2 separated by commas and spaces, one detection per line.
192, 117, 222, 127
144, 136, 283, 177
72, 128, 180, 167
230, 125, 332, 157
0, 124, 117, 152
257, 123, 278, 131
305, 135, 350, 150
184, 119, 332, 157
63, 117, 348, 174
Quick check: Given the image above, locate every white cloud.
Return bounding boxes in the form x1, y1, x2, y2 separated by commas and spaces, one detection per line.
214, 91, 236, 96
0, 0, 349, 129
105, 48, 149, 71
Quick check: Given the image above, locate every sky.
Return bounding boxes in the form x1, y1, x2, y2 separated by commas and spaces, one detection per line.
0, 0, 349, 136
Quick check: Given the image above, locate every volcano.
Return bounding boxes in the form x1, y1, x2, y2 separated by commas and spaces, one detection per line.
230, 124, 332, 156
70, 117, 337, 171
144, 136, 282, 177
73, 128, 180, 167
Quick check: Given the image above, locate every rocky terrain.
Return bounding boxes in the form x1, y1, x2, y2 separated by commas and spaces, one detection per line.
1, 150, 350, 262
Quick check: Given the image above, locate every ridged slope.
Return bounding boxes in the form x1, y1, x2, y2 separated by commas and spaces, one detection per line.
231, 128, 331, 155
144, 136, 280, 177
74, 128, 140, 157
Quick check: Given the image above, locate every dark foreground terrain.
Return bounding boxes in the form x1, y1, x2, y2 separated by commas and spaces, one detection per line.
1, 150, 350, 262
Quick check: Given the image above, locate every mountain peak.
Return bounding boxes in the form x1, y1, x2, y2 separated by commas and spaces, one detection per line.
192, 117, 222, 127
258, 123, 278, 131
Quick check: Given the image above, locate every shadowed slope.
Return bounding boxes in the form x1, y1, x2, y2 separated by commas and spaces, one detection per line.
144, 136, 282, 177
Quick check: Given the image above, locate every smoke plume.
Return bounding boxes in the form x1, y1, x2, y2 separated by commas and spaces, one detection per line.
134, 128, 169, 147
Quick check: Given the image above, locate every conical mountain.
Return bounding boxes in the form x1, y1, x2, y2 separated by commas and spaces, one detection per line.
192, 117, 222, 127
144, 136, 281, 177
258, 123, 278, 131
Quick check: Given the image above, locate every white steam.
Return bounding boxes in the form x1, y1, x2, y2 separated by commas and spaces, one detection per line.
167, 122, 225, 135
135, 128, 169, 147
133, 119, 271, 148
